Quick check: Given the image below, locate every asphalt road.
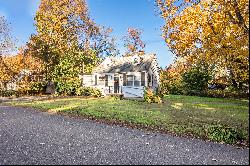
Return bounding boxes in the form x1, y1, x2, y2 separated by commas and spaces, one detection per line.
0, 106, 249, 165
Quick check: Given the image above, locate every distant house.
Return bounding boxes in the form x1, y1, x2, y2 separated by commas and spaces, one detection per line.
80, 53, 160, 98
0, 69, 44, 91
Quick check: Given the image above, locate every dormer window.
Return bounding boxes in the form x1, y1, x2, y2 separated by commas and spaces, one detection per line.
134, 58, 139, 64
133, 56, 141, 65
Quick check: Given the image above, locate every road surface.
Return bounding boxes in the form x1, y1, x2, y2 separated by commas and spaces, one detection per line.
0, 106, 248, 165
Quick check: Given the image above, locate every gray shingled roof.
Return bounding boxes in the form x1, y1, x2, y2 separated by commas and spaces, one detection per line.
93, 54, 157, 73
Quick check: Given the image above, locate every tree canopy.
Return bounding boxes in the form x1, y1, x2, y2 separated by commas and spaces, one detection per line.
123, 27, 145, 56
157, 0, 249, 89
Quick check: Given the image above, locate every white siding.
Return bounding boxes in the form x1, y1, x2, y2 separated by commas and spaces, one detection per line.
148, 58, 160, 91
81, 75, 94, 86
122, 86, 144, 98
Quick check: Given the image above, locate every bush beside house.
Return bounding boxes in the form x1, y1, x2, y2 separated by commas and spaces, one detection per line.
160, 65, 249, 99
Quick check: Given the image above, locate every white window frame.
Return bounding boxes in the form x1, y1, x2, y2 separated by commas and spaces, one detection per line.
125, 74, 142, 87
134, 75, 141, 87
126, 75, 134, 86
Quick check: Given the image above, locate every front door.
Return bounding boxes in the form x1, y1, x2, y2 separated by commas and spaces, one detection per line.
114, 77, 119, 93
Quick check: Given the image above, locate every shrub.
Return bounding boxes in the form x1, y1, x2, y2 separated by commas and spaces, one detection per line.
55, 78, 81, 96
76, 87, 102, 97
182, 66, 212, 95
205, 89, 249, 99
30, 81, 46, 95
168, 83, 184, 95
0, 90, 17, 97
206, 125, 245, 144
16, 81, 32, 96
144, 88, 162, 103
160, 70, 184, 95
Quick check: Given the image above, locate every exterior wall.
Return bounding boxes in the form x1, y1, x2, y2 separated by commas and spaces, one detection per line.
80, 54, 160, 98
0, 81, 17, 91
147, 58, 160, 91
81, 75, 94, 86
80, 73, 115, 96
122, 86, 144, 98
6, 82, 17, 90
121, 72, 145, 98
81, 72, 146, 97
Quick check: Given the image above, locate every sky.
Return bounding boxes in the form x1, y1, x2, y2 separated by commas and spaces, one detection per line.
0, 0, 175, 68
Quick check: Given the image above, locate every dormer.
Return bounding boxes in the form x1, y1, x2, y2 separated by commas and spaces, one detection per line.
103, 57, 112, 67
132, 55, 141, 65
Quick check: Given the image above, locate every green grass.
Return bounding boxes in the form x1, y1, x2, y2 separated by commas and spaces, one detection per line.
3, 95, 249, 146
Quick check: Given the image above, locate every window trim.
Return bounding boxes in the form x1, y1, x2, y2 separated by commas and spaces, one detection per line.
141, 72, 145, 86
124, 74, 143, 87
134, 75, 141, 87
95, 75, 98, 85
105, 75, 108, 87
126, 75, 134, 86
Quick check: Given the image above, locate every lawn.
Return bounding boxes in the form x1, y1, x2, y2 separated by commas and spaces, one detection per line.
3, 95, 249, 146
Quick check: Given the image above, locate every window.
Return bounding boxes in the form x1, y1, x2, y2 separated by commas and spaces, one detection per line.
105, 75, 108, 87
95, 75, 98, 85
152, 74, 153, 85
134, 76, 140, 86
123, 74, 127, 86
134, 58, 139, 64
148, 73, 151, 86
81, 77, 84, 86
141, 72, 145, 86
126, 75, 133, 86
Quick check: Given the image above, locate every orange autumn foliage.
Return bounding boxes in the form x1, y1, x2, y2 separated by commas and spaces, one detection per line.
0, 48, 43, 82
157, 0, 249, 89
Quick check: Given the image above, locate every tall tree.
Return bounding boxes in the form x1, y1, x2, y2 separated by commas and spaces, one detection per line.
90, 26, 119, 59
33, 0, 100, 80
25, 34, 59, 80
0, 47, 43, 82
35, 0, 98, 52
0, 15, 15, 57
123, 27, 145, 56
157, 0, 249, 89
0, 15, 17, 83
33, 0, 118, 78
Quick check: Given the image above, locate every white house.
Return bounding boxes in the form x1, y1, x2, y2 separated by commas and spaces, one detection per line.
80, 53, 160, 98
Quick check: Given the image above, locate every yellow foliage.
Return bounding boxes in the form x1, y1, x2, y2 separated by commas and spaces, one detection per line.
157, 0, 249, 88
0, 49, 43, 82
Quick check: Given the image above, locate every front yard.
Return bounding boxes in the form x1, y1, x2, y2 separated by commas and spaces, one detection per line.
2, 95, 249, 147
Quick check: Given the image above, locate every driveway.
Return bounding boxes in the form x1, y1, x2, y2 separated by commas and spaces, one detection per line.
0, 106, 249, 165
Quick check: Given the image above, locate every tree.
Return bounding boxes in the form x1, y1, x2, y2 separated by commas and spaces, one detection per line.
160, 57, 191, 94
25, 34, 59, 80
90, 26, 119, 59
156, 0, 249, 90
123, 27, 145, 56
182, 65, 212, 95
31, 0, 118, 94
0, 15, 17, 84
35, 0, 98, 52
32, 0, 98, 83
0, 15, 15, 57
33, 0, 118, 77
0, 47, 43, 83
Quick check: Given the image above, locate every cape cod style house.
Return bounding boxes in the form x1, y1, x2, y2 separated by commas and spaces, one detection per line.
80, 53, 160, 98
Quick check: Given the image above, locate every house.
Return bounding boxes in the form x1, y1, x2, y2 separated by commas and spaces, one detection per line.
80, 53, 160, 98
0, 69, 44, 91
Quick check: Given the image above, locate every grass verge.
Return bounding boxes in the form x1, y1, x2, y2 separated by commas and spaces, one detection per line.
2, 95, 249, 147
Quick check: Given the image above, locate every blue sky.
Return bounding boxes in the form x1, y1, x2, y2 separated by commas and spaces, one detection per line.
0, 0, 175, 67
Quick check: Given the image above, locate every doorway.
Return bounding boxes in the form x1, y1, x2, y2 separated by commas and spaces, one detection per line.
114, 77, 119, 93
